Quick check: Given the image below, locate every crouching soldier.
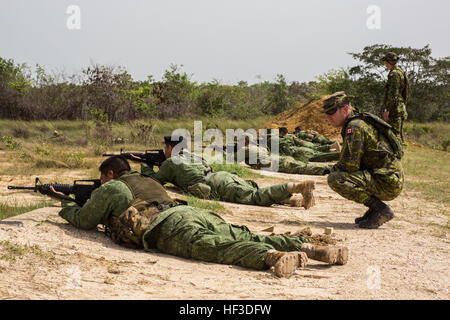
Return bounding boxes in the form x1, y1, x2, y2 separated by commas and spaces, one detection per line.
321, 91, 404, 229
49, 156, 348, 278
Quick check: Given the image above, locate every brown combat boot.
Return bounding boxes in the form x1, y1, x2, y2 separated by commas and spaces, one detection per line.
287, 181, 316, 209
300, 243, 348, 265
265, 250, 308, 278
281, 197, 303, 207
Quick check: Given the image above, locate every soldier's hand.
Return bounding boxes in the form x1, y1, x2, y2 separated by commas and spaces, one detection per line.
129, 153, 143, 162
383, 110, 389, 122
48, 186, 66, 201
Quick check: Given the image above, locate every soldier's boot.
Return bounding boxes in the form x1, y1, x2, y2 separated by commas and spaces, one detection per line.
281, 197, 303, 207
300, 243, 348, 265
358, 197, 395, 229
355, 208, 374, 224
265, 250, 308, 278
288, 181, 316, 209
330, 141, 342, 152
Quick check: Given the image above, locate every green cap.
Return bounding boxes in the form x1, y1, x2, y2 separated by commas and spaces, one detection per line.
381, 52, 399, 63
321, 91, 354, 114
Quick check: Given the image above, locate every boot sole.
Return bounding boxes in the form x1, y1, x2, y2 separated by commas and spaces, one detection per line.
359, 213, 394, 229
274, 252, 307, 278
336, 247, 348, 265
301, 181, 316, 210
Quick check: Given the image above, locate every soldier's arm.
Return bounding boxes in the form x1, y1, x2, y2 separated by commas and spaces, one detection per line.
58, 181, 133, 230
335, 124, 364, 173
385, 71, 402, 112
142, 158, 175, 185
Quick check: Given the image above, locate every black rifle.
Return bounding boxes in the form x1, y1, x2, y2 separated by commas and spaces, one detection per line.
8, 177, 101, 206
103, 148, 166, 167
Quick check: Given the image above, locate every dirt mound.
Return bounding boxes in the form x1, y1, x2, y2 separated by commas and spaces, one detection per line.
262, 96, 342, 140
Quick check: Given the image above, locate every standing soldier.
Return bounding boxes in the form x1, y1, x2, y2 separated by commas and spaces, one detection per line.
322, 92, 404, 229
382, 52, 409, 143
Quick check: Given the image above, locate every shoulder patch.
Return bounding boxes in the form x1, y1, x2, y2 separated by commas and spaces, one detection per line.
346, 128, 353, 134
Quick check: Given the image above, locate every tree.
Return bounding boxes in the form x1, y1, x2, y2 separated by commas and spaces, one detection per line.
267, 74, 295, 115
348, 44, 449, 121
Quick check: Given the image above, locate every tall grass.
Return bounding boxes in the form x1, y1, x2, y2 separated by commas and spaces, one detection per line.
0, 201, 53, 220
405, 122, 450, 151
402, 145, 450, 206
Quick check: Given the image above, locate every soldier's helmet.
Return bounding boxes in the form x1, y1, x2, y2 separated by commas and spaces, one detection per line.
381, 52, 399, 63
321, 91, 354, 115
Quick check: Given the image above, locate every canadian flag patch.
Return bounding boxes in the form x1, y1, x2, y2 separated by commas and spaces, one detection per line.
346, 128, 353, 134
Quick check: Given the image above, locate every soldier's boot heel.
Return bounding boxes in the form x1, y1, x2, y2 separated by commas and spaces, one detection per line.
300, 243, 349, 265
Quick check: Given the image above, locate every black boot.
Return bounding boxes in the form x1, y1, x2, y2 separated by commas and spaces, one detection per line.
358, 197, 394, 229
355, 207, 374, 224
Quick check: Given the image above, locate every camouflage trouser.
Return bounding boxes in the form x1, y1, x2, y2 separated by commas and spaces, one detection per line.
312, 135, 333, 145
278, 156, 327, 175
301, 141, 331, 152
206, 171, 291, 206
143, 206, 308, 270
388, 110, 408, 143
327, 169, 404, 204
283, 146, 339, 163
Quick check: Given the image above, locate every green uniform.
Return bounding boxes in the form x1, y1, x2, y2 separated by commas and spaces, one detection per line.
58, 171, 308, 271
295, 131, 334, 145
327, 112, 404, 204
141, 151, 292, 206
278, 135, 339, 163
383, 65, 408, 142
239, 144, 328, 176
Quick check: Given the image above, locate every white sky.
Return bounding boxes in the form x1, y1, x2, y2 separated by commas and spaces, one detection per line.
0, 0, 448, 84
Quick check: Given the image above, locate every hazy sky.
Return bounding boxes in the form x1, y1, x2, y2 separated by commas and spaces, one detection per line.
1, 0, 449, 84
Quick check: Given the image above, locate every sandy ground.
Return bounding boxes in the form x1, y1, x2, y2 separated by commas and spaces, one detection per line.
0, 170, 449, 300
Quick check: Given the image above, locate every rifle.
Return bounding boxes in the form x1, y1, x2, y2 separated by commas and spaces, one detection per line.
8, 178, 101, 206
102, 148, 166, 167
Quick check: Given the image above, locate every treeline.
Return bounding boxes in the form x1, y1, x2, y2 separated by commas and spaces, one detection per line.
0, 44, 448, 122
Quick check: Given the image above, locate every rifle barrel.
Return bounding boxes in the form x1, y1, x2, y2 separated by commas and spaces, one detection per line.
7, 186, 35, 190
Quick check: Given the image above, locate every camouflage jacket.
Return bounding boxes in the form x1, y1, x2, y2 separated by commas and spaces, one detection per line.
334, 112, 402, 175
383, 65, 408, 116
59, 178, 134, 230
58, 170, 175, 230
141, 151, 212, 190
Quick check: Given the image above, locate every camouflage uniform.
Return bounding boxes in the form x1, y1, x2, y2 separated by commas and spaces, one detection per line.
141, 151, 292, 206
239, 144, 329, 176
382, 53, 409, 142
277, 135, 339, 163
58, 170, 308, 271
295, 131, 334, 145
327, 111, 404, 204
